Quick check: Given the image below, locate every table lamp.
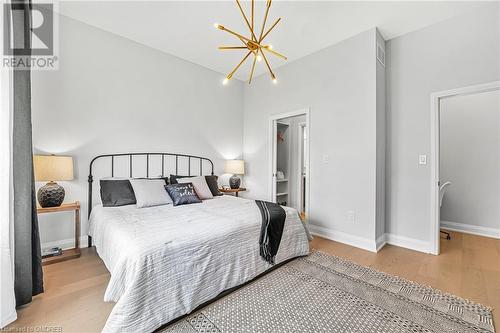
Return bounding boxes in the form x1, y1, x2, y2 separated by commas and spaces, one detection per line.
225, 159, 244, 189
34, 154, 74, 207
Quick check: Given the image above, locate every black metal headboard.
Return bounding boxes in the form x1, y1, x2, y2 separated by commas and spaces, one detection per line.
87, 152, 214, 246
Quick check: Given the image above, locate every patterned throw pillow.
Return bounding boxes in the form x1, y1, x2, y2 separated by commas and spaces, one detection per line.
170, 174, 222, 196
165, 183, 202, 206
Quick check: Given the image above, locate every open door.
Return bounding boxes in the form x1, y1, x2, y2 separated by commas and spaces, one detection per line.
298, 122, 307, 219
271, 119, 278, 202
270, 109, 309, 215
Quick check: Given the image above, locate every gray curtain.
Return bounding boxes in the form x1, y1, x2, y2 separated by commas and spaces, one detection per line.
12, 0, 44, 306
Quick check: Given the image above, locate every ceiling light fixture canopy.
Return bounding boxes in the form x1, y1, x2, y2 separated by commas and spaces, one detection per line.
214, 0, 286, 85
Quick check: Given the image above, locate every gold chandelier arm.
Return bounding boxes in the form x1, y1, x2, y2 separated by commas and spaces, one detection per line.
259, 18, 281, 43
251, 0, 254, 32
261, 46, 287, 61
259, 48, 276, 80
258, 0, 272, 41
236, 0, 258, 42
227, 51, 252, 79
218, 26, 287, 60
237, 36, 248, 47
218, 46, 248, 50
218, 25, 251, 44
248, 54, 257, 84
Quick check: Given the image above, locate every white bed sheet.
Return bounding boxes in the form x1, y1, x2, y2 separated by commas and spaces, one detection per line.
89, 195, 310, 333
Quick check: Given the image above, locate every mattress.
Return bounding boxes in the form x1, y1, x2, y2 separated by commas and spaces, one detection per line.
89, 195, 310, 333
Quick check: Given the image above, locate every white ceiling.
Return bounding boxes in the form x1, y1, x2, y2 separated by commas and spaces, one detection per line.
57, 1, 490, 81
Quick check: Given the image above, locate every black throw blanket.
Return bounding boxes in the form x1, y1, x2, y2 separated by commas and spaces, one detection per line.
255, 200, 286, 265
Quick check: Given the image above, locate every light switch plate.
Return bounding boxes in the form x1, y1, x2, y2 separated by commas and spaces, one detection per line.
347, 210, 356, 223
419, 155, 427, 165
322, 154, 329, 163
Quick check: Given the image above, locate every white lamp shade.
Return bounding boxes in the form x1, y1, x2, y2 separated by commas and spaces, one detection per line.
34, 155, 74, 181
224, 159, 245, 175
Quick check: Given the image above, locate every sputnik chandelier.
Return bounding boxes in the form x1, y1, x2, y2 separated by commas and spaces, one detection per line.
214, 0, 286, 85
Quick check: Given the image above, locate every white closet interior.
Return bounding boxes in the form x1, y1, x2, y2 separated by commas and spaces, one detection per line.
274, 114, 307, 215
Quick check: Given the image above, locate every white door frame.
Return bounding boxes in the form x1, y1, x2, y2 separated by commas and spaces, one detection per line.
297, 121, 307, 214
269, 108, 310, 219
430, 81, 500, 255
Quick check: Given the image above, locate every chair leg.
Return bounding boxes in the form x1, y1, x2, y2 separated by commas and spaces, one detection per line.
440, 230, 451, 240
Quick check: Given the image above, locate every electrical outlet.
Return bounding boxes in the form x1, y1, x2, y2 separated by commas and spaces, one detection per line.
322, 154, 329, 163
347, 210, 356, 223
419, 155, 427, 165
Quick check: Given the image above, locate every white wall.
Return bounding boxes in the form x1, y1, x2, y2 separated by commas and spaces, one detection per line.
440, 89, 500, 230
385, 4, 500, 248
375, 30, 386, 243
32, 15, 244, 249
243, 29, 382, 251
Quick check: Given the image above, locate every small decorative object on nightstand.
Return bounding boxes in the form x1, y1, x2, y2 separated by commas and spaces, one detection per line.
34, 154, 74, 208
219, 187, 246, 197
38, 201, 81, 265
225, 159, 245, 189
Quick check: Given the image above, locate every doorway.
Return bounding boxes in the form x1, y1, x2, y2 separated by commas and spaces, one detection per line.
430, 81, 500, 255
298, 122, 307, 219
269, 108, 310, 220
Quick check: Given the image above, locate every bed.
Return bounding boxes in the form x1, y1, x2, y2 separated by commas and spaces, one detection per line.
87, 153, 310, 333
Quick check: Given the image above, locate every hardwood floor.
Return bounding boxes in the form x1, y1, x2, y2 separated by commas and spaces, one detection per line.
312, 231, 500, 321
10, 247, 114, 333
7, 230, 500, 332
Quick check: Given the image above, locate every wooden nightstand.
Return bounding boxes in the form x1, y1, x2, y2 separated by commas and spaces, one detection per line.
219, 187, 246, 197
37, 201, 81, 266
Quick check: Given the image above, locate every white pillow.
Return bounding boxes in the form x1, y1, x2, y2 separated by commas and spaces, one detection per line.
177, 176, 214, 200
129, 179, 172, 208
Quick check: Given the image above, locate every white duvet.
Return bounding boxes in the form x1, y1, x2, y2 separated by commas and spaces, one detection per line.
89, 195, 310, 333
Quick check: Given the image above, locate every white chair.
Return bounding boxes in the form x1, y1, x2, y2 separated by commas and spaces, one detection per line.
439, 181, 452, 240
439, 181, 452, 207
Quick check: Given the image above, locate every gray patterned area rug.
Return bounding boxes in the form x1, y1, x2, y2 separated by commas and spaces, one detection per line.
161, 251, 495, 333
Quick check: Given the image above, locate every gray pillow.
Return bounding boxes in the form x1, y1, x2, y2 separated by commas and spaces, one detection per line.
205, 175, 223, 196
100, 179, 136, 207
177, 176, 213, 200
165, 183, 202, 206
129, 179, 173, 208
169, 174, 191, 184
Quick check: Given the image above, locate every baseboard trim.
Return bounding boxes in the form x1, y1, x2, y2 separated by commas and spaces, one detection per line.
308, 225, 432, 254
0, 311, 17, 329
385, 233, 431, 254
41, 236, 88, 251
376, 234, 387, 252
309, 224, 378, 252
441, 221, 500, 239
